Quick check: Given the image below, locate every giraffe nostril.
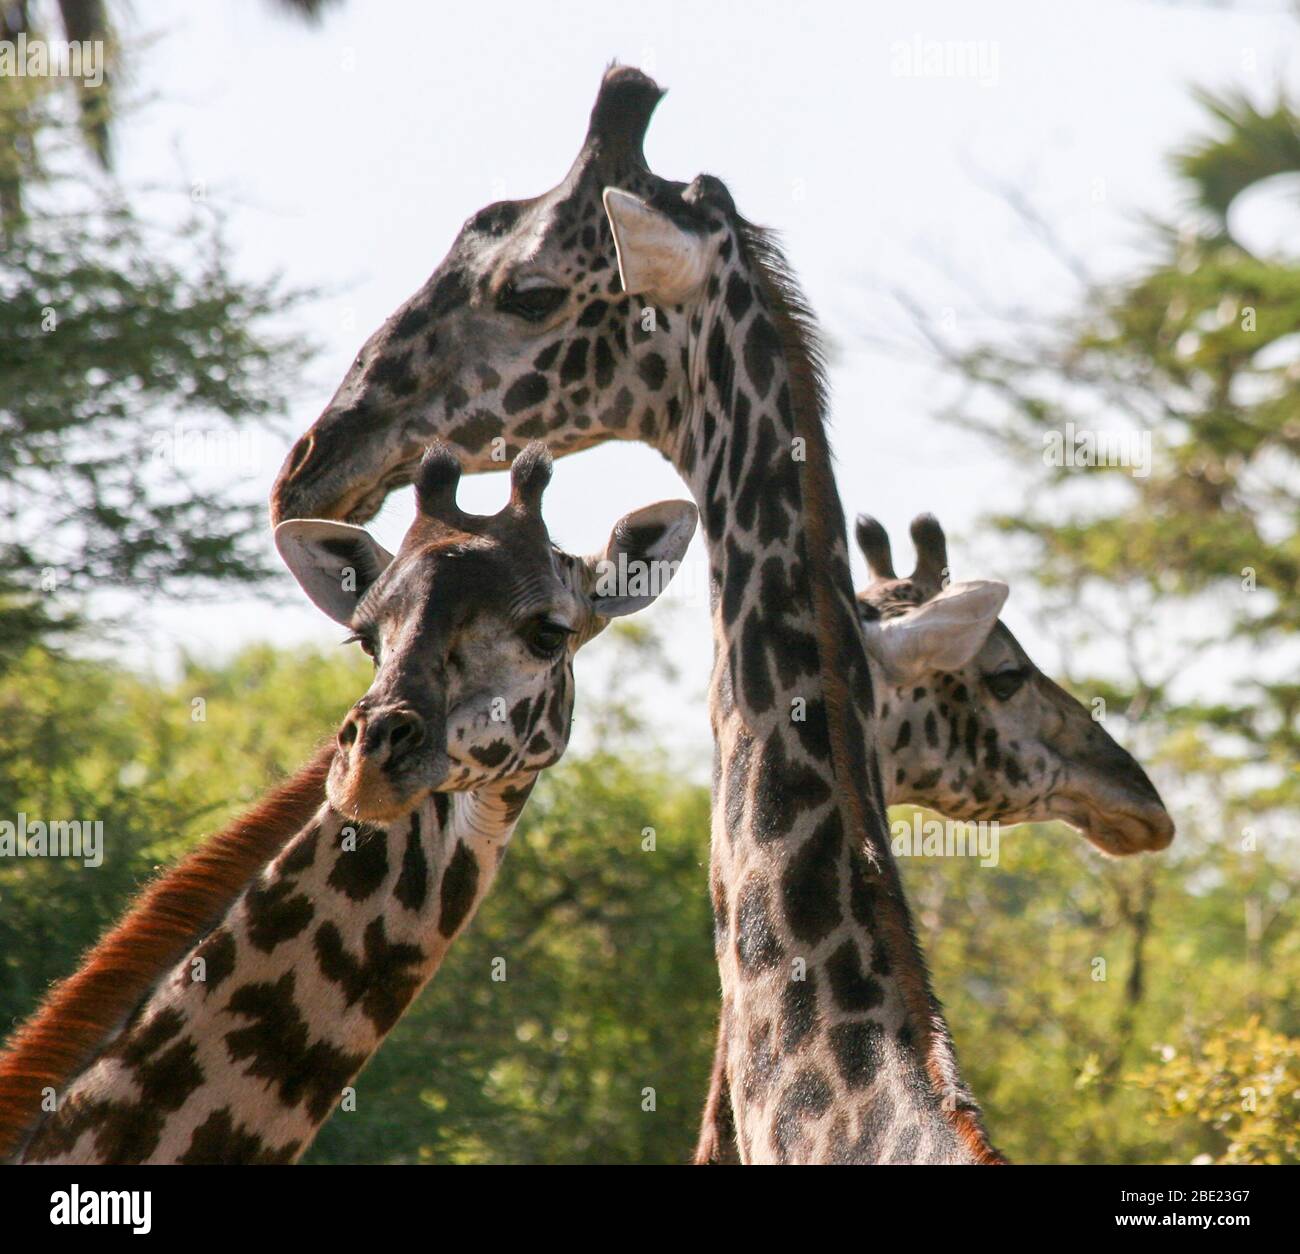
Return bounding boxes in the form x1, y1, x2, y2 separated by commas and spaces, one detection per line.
338, 717, 360, 751
286, 433, 315, 479
383, 712, 424, 757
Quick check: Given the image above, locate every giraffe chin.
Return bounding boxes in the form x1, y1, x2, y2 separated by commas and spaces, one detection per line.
326, 761, 431, 825
1051, 796, 1175, 857
1086, 812, 1175, 857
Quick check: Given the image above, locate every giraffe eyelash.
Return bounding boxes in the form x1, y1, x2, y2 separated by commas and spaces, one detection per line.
342, 632, 379, 659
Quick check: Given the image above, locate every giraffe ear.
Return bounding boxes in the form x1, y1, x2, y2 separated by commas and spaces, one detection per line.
274, 519, 395, 625
588, 499, 697, 618
602, 188, 713, 305
861, 580, 1008, 682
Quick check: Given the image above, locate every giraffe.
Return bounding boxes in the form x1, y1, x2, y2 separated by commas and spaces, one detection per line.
694, 511, 1174, 1162
0, 443, 696, 1163
268, 64, 1015, 1162
855, 513, 1172, 855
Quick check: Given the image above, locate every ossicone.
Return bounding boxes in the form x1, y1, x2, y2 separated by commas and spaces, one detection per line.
910, 513, 948, 588
585, 64, 666, 165
415, 443, 464, 522
856, 514, 896, 580
509, 441, 553, 515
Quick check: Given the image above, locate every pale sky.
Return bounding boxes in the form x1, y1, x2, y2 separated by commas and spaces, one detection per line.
96, 0, 1297, 768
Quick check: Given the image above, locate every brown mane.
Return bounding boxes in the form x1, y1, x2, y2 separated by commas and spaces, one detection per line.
0, 743, 332, 1161
738, 221, 1004, 1165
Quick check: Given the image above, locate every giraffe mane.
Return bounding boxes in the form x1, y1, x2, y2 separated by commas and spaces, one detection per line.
735, 219, 1004, 1165
0, 742, 334, 1161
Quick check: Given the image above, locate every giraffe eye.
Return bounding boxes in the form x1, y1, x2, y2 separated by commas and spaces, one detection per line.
497, 281, 567, 322
344, 630, 380, 664
985, 668, 1026, 701
521, 616, 573, 658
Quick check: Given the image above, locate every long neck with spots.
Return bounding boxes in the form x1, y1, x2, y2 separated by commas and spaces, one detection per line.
17, 783, 530, 1164
675, 233, 996, 1164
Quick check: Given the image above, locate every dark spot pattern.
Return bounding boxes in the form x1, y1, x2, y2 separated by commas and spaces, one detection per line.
314, 918, 425, 1035
735, 883, 783, 973
825, 940, 885, 1013
223, 972, 366, 1124
189, 927, 236, 993
327, 826, 389, 902
427, 269, 469, 317
751, 733, 833, 843
741, 1020, 780, 1105
771, 1067, 832, 1162
245, 879, 315, 954
134, 1038, 204, 1113
781, 810, 844, 944
779, 974, 819, 1053
394, 815, 429, 912
438, 841, 479, 938
502, 372, 548, 414
637, 352, 667, 390
560, 337, 589, 385
829, 1020, 885, 1089
181, 1108, 300, 1165
469, 740, 511, 768
111, 1008, 185, 1066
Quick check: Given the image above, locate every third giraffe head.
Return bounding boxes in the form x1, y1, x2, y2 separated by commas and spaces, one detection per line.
855, 513, 1174, 856
275, 442, 696, 822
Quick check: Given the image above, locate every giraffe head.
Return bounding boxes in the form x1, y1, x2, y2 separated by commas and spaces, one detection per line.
275, 442, 696, 822
269, 64, 769, 525
855, 514, 1174, 856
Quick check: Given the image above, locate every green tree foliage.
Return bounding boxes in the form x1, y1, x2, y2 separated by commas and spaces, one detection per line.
0, 644, 368, 1025
904, 818, 1300, 1164
1130, 1018, 1300, 1164
0, 36, 313, 667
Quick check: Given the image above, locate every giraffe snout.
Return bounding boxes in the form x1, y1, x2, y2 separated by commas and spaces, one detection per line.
327, 703, 438, 822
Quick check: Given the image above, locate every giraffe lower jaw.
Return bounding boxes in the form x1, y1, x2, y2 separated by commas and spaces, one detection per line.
341, 465, 420, 525
326, 761, 440, 824
1049, 795, 1175, 857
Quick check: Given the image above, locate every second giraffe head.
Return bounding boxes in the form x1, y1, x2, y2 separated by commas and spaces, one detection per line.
275, 442, 696, 822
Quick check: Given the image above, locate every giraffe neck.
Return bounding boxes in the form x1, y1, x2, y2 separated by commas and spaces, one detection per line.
664, 228, 996, 1163
17, 781, 532, 1164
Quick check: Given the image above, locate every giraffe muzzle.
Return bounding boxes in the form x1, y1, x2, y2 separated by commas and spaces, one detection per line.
328, 704, 443, 822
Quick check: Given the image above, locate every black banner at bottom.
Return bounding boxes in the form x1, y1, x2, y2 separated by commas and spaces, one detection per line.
1, 1163, 1284, 1240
